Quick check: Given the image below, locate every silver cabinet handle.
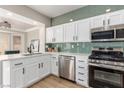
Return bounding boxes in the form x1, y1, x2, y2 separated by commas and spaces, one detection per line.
38, 63, 40, 69
41, 63, 43, 68
103, 20, 105, 26
108, 19, 110, 25
78, 60, 85, 62
78, 66, 85, 69
76, 36, 78, 41
56, 62, 58, 66
78, 72, 84, 75
73, 36, 75, 41
54, 38, 56, 42
15, 63, 23, 66
78, 79, 84, 81
52, 57, 56, 59
23, 68, 25, 74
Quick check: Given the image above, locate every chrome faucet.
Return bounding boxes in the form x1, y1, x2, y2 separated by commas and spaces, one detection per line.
28, 43, 34, 54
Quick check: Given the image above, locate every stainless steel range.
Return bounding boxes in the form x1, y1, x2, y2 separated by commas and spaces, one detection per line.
88, 48, 124, 88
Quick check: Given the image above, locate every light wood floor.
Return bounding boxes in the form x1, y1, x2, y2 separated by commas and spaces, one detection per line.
30, 75, 83, 88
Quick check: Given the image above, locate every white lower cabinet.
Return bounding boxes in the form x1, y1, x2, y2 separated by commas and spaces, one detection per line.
11, 66, 24, 88
24, 63, 39, 87
76, 55, 89, 87
0, 62, 2, 88
38, 55, 51, 78
2, 54, 51, 88
51, 55, 59, 76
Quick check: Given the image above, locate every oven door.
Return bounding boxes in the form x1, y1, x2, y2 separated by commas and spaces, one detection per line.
89, 65, 124, 88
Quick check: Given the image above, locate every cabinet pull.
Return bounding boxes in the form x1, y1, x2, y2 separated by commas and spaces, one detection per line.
78, 66, 85, 69
108, 19, 110, 25
78, 72, 84, 75
76, 36, 78, 41
52, 57, 56, 59
103, 20, 105, 26
38, 63, 40, 68
41, 63, 43, 68
23, 68, 25, 74
56, 62, 58, 66
15, 63, 23, 66
73, 36, 75, 41
78, 79, 84, 81
78, 60, 85, 62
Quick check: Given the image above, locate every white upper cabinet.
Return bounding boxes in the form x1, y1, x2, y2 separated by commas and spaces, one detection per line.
63, 22, 76, 42
54, 25, 64, 43
76, 19, 90, 42
107, 10, 124, 26
46, 27, 54, 43
90, 9, 124, 30
46, 25, 63, 43
90, 14, 105, 29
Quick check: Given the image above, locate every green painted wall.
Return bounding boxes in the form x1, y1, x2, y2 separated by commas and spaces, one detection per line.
48, 5, 124, 54
52, 5, 124, 26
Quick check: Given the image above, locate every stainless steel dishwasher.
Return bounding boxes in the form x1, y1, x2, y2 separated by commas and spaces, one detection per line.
59, 55, 75, 81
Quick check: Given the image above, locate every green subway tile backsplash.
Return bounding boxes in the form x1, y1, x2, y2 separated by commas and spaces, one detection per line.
45, 41, 124, 54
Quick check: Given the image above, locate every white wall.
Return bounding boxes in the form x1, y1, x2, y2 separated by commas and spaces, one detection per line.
26, 26, 45, 53
0, 5, 51, 27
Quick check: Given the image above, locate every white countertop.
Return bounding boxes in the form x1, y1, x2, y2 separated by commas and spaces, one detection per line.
45, 52, 90, 57
0, 52, 90, 61
0, 53, 46, 61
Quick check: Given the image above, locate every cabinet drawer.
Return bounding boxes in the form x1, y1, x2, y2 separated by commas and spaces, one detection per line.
76, 79, 88, 87
76, 72, 88, 80
76, 60, 87, 66
11, 59, 24, 68
76, 73, 88, 87
76, 65, 88, 71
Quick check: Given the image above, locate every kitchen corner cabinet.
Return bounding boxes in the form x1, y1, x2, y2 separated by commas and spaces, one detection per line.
46, 25, 63, 43
2, 55, 51, 88
51, 55, 59, 76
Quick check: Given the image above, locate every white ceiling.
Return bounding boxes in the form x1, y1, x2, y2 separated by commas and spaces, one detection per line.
28, 5, 86, 18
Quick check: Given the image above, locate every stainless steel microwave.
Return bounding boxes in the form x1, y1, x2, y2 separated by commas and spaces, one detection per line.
91, 30, 115, 41
91, 28, 124, 41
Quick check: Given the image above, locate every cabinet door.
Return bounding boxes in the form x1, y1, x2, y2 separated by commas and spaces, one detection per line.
76, 19, 90, 42
46, 27, 54, 43
11, 67, 24, 88
24, 63, 39, 85
0, 62, 2, 87
39, 56, 50, 77
54, 25, 64, 43
64, 22, 76, 42
90, 15, 105, 29
108, 10, 124, 26
51, 56, 59, 76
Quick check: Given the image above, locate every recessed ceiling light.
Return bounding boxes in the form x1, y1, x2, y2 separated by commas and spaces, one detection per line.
7, 12, 13, 16
106, 8, 111, 13
70, 19, 73, 22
